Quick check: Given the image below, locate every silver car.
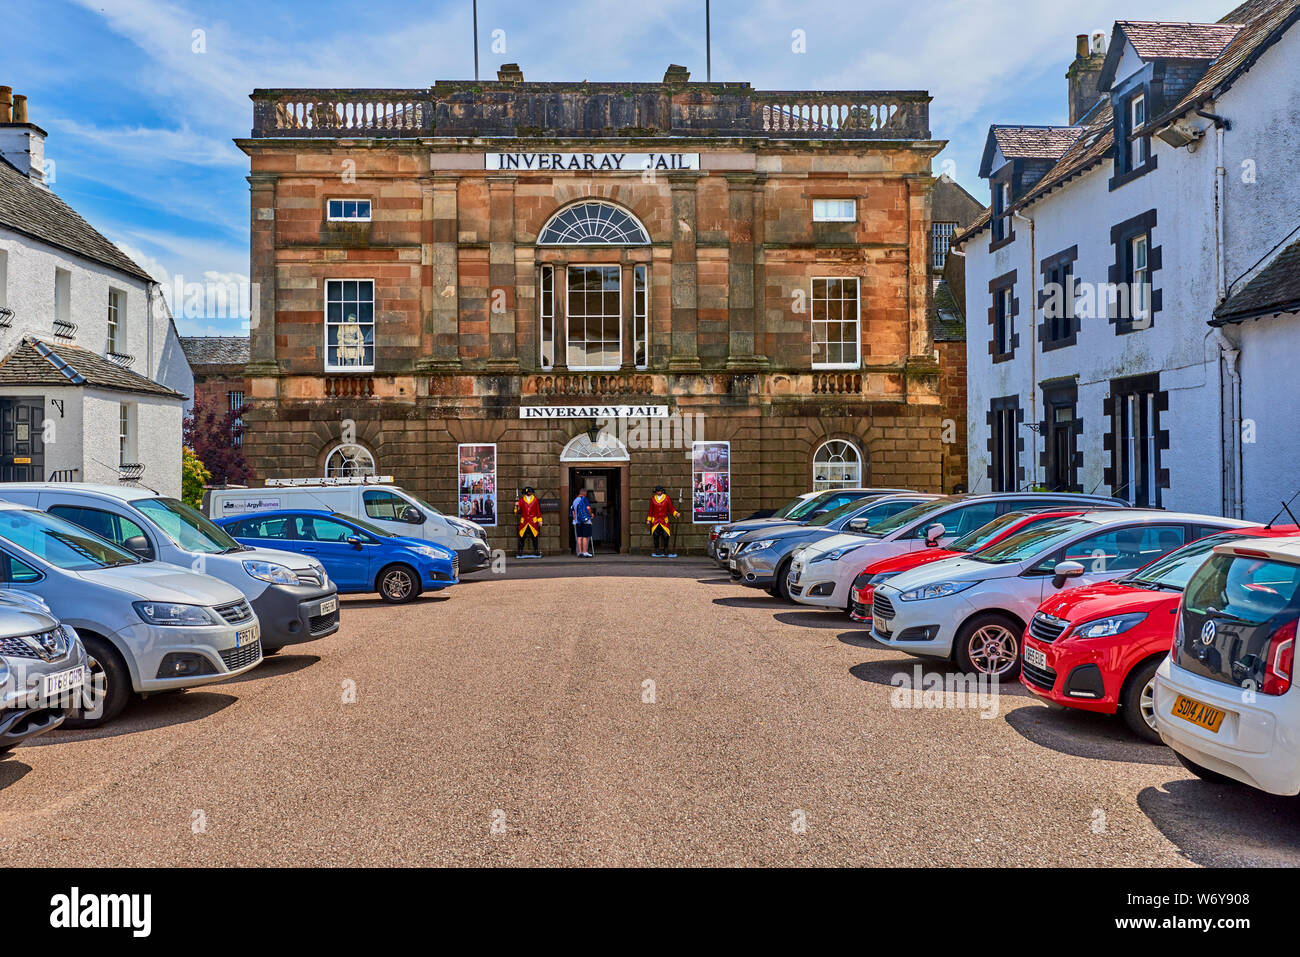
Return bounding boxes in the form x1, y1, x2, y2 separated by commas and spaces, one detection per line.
0, 593, 90, 752
0, 503, 263, 727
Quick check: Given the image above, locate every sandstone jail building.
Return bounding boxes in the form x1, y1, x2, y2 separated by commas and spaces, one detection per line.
238, 66, 948, 554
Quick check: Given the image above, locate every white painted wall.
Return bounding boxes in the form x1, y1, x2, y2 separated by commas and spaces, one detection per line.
965, 19, 1300, 521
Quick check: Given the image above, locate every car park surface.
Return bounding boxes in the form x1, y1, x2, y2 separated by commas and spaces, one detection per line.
2, 555, 1298, 867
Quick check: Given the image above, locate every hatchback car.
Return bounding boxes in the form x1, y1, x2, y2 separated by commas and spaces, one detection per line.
0, 597, 90, 752
789, 492, 1126, 612
217, 510, 458, 603
1155, 536, 1300, 794
1023, 525, 1295, 742
847, 508, 1096, 624
731, 494, 935, 599
0, 503, 262, 726
871, 511, 1251, 680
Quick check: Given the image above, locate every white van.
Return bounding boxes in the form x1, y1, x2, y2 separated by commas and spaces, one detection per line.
205, 478, 492, 573
0, 484, 339, 653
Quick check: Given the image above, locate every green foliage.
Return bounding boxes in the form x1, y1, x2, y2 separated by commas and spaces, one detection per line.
181, 446, 211, 509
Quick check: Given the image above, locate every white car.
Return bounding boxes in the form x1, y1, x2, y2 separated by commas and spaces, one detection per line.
870, 510, 1252, 679
1155, 535, 1300, 795
787, 492, 1125, 611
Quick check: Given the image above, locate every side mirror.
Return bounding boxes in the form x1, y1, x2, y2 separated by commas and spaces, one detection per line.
1052, 560, 1085, 589
924, 523, 946, 547
122, 535, 152, 559
846, 517, 871, 533
347, 535, 366, 550
402, 507, 423, 524
810, 509, 828, 518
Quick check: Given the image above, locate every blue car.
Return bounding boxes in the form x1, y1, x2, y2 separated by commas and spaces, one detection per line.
216, 510, 458, 603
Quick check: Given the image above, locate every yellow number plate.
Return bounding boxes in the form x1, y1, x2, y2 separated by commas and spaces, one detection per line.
1172, 694, 1225, 733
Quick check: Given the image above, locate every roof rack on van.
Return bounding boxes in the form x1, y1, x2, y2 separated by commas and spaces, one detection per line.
265, 475, 395, 487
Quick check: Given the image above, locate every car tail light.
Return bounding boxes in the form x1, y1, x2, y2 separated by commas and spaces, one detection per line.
1262, 619, 1296, 696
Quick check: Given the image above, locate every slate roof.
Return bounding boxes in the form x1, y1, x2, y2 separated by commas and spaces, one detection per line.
180, 336, 250, 367
1212, 236, 1300, 324
931, 279, 966, 342
992, 126, 1084, 159
0, 155, 153, 282
0, 337, 185, 398
1115, 20, 1243, 59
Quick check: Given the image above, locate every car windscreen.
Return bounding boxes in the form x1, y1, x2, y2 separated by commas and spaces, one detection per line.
1119, 531, 1246, 591
333, 513, 396, 537
787, 494, 836, 521
857, 496, 958, 538
404, 493, 443, 517
0, 508, 139, 570
807, 499, 866, 528
967, 518, 1096, 564
948, 511, 1031, 553
136, 497, 244, 554
770, 496, 807, 519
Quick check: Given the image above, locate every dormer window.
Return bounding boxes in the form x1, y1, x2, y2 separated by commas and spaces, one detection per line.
1128, 94, 1147, 168
991, 181, 1013, 244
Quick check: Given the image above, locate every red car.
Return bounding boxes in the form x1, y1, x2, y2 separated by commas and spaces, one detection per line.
847, 509, 1092, 623
1021, 524, 1300, 742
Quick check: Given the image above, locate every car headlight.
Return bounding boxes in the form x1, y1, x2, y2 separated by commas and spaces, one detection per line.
415, 545, 452, 560
133, 601, 218, 626
243, 560, 298, 585
815, 544, 863, 563
897, 580, 978, 602
747, 540, 777, 551
1072, 613, 1148, 639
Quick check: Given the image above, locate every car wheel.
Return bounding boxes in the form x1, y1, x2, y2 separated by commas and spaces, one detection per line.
1120, 658, 1163, 744
1172, 750, 1238, 786
62, 638, 131, 729
954, 613, 1023, 682
774, 558, 793, 602
378, 564, 420, 603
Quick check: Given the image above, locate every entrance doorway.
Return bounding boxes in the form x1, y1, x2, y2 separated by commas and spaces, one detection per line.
0, 397, 45, 482
568, 467, 621, 554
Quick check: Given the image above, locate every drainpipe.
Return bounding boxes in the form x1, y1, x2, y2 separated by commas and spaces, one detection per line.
1013, 208, 1037, 489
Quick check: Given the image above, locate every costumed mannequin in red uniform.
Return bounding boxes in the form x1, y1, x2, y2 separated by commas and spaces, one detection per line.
515, 486, 542, 558
647, 485, 679, 558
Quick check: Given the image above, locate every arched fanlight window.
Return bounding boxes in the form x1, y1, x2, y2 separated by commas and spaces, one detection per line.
325, 443, 376, 478
812, 440, 862, 491
538, 201, 650, 245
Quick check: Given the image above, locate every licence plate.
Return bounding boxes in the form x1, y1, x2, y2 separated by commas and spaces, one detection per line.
1024, 645, 1048, 671
235, 625, 259, 649
1172, 694, 1226, 733
729, 559, 737, 570
318, 596, 338, 615
43, 665, 85, 699
875, 616, 892, 635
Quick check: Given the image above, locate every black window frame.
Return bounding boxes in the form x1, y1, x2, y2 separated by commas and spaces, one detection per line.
1103, 372, 1169, 507
986, 394, 1024, 493
1039, 379, 1083, 493
1109, 75, 1158, 190
988, 270, 1019, 362
1038, 245, 1079, 350
1107, 210, 1161, 334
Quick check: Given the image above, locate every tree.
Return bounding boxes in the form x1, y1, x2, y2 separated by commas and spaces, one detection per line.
183, 394, 251, 485
181, 446, 211, 508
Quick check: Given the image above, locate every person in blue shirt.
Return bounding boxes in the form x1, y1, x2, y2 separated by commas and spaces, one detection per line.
571, 487, 593, 557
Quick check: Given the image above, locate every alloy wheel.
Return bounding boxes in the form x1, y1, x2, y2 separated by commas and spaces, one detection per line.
967, 625, 1020, 676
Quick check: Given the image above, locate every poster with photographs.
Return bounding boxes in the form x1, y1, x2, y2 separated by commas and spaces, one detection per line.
692, 441, 731, 524
457, 444, 498, 527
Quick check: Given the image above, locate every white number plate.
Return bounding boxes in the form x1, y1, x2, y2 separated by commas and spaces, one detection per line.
43, 665, 86, 699
728, 559, 737, 570
318, 596, 338, 615
1024, 645, 1048, 670
875, 616, 892, 636
235, 625, 259, 648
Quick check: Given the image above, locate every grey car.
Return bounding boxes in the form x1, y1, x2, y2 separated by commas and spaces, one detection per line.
730, 493, 937, 599
711, 487, 912, 566
0, 593, 90, 753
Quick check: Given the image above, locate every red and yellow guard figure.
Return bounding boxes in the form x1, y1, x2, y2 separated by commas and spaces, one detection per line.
515, 486, 542, 558
647, 485, 679, 558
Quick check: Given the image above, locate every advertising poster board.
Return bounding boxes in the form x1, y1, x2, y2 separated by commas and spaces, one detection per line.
457, 443, 497, 527
691, 441, 731, 524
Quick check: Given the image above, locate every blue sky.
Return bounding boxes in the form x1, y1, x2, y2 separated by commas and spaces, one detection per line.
8, 0, 1228, 335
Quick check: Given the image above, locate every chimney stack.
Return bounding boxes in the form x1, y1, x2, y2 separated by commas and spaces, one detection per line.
0, 87, 48, 187
1066, 30, 1108, 124
663, 64, 690, 84
496, 63, 523, 83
